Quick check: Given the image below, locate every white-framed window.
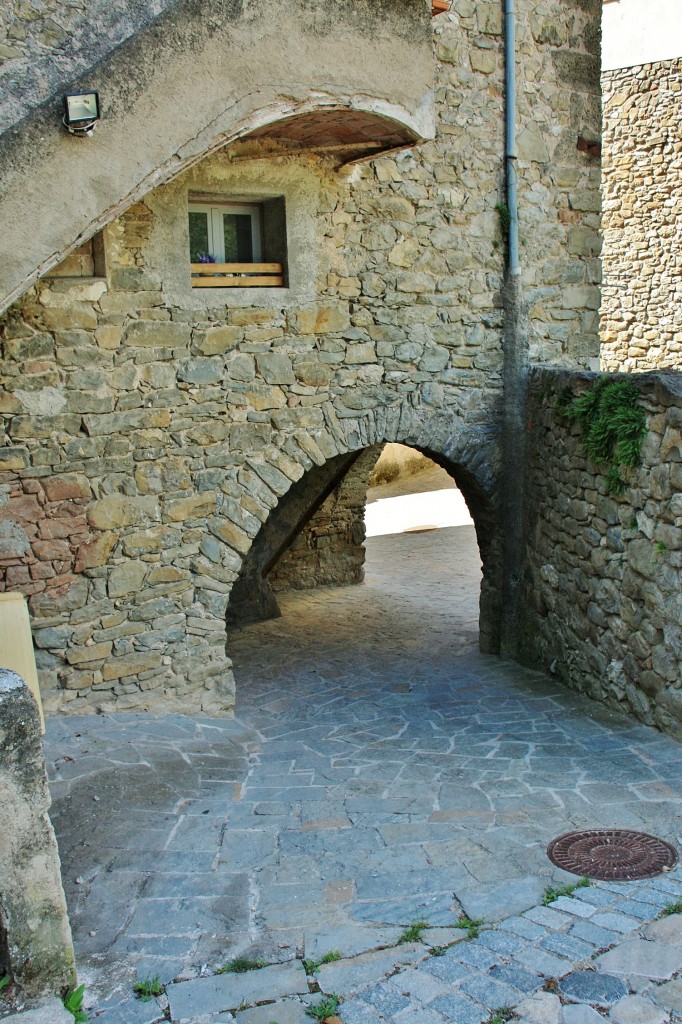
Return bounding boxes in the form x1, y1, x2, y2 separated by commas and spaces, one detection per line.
188, 195, 287, 288
188, 202, 263, 264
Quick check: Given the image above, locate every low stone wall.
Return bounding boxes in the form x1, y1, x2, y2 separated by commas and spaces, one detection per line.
520, 368, 682, 737
601, 57, 682, 371
269, 448, 377, 593
0, 669, 75, 996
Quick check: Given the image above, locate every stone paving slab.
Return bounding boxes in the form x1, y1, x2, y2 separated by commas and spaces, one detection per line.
87, 993, 167, 1024
654, 976, 682, 1013
235, 1001, 310, 1023
315, 943, 424, 996
166, 964, 308, 1023
0, 1000, 73, 1024
610, 994, 669, 1024
27, 526, 682, 1023
596, 939, 682, 980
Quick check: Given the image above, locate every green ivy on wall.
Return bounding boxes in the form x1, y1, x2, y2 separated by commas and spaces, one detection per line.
559, 376, 647, 495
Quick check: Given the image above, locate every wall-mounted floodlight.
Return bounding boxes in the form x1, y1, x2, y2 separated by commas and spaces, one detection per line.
63, 92, 100, 136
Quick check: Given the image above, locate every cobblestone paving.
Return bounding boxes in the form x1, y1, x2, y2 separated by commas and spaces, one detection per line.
40, 526, 682, 1022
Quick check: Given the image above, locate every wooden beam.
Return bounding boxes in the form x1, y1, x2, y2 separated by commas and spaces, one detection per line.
191, 276, 285, 287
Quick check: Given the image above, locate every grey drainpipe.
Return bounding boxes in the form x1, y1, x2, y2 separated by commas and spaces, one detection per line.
499, 0, 528, 658
505, 0, 520, 277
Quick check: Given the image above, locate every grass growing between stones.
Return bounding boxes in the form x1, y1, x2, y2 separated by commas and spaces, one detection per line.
660, 900, 682, 917
133, 974, 163, 1001
216, 956, 266, 974
0, 976, 9, 993
398, 921, 430, 944
303, 950, 342, 974
488, 1007, 517, 1023
454, 915, 484, 939
543, 877, 590, 906
305, 994, 341, 1020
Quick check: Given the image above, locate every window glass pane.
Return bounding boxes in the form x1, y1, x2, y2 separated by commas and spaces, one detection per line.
223, 213, 253, 262
189, 211, 210, 261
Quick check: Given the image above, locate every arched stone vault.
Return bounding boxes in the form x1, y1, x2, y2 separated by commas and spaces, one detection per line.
205, 395, 502, 710
226, 432, 502, 653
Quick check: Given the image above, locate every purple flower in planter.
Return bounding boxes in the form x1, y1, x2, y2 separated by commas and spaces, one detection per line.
195, 252, 217, 263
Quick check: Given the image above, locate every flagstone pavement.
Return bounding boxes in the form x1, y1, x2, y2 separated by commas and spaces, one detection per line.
27, 524, 682, 1023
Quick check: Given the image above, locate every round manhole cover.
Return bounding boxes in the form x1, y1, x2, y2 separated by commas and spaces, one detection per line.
547, 829, 678, 881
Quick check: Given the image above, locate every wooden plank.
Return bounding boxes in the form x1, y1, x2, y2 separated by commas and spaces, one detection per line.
0, 593, 44, 732
190, 262, 283, 274
192, 276, 285, 288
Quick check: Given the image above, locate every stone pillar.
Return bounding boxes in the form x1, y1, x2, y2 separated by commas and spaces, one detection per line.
0, 670, 76, 996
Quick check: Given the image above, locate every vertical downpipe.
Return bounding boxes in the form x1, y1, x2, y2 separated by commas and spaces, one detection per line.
500, 0, 528, 658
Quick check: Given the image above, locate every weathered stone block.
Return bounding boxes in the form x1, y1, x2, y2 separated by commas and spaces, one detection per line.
256, 353, 296, 385
163, 492, 217, 522
209, 518, 251, 555
178, 358, 223, 384
87, 495, 160, 530
240, 384, 287, 410
123, 321, 190, 348
0, 520, 31, 559
294, 304, 350, 334
42, 474, 90, 502
66, 641, 112, 665
108, 561, 148, 598
122, 526, 180, 555
294, 361, 333, 387
477, 4, 502, 34
197, 325, 243, 354
30, 578, 88, 618
102, 651, 162, 681
0, 670, 76, 995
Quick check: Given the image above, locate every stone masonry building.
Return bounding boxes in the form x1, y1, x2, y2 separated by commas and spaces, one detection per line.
0, 0, 606, 720
601, 55, 682, 371
3, 0, 678, 745
1, 0, 680, 739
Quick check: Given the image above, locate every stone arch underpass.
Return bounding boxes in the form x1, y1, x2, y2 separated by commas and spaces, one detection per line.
0, 0, 605, 721
225, 437, 500, 649
25, 396, 502, 716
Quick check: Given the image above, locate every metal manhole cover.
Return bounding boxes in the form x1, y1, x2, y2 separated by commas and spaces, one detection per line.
547, 829, 678, 881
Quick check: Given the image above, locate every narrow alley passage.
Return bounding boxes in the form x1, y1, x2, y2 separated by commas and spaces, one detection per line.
43, 513, 682, 1018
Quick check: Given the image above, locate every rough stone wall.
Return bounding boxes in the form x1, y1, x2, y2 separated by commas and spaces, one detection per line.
601, 58, 682, 371
269, 448, 378, 593
520, 368, 682, 738
0, 669, 76, 995
0, 0, 178, 132
0, 0, 434, 313
0, 1, 601, 715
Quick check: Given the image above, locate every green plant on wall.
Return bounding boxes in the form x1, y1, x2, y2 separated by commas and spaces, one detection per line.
495, 201, 511, 237
560, 376, 647, 494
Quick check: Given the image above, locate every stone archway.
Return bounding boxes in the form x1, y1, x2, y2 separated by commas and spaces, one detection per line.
224, 434, 502, 659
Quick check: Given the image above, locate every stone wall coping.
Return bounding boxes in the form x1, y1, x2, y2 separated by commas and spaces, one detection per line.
531, 367, 682, 402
